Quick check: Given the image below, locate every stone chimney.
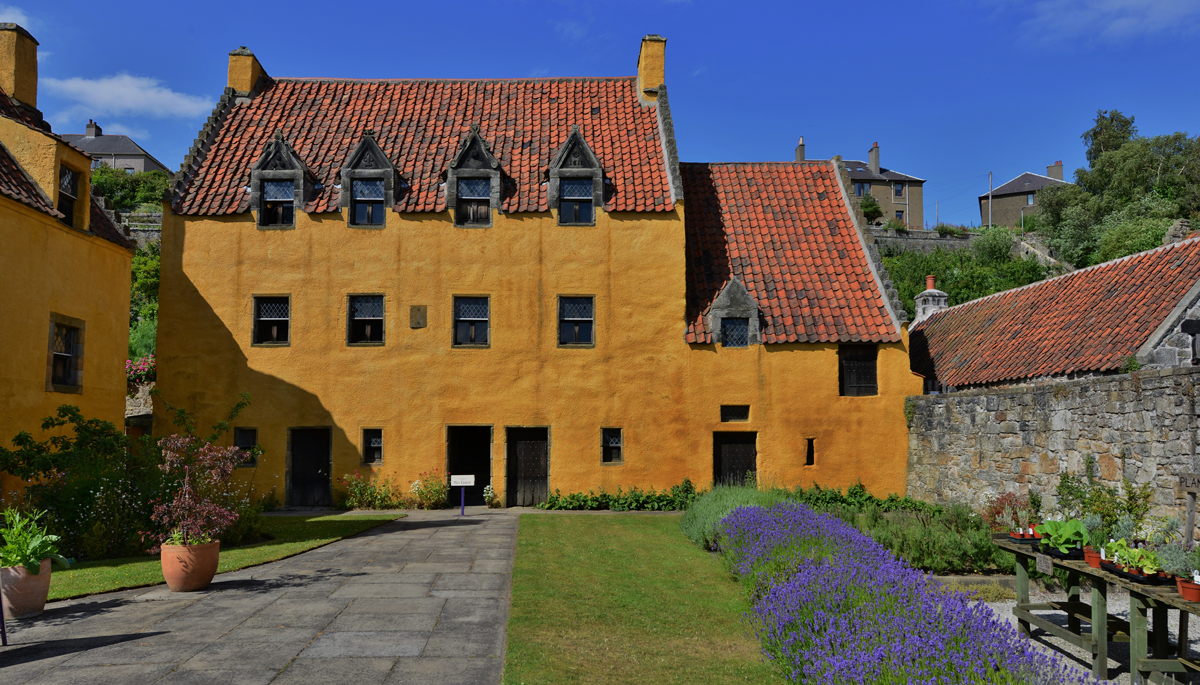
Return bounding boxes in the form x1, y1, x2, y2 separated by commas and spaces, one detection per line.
868, 142, 880, 175
795, 137, 805, 162
637, 35, 666, 101
228, 46, 268, 95
0, 23, 37, 108
1047, 160, 1063, 181
85, 119, 101, 138
913, 275, 949, 325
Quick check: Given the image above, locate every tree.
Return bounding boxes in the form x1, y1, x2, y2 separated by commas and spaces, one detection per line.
1082, 109, 1137, 167
860, 194, 883, 222
91, 163, 171, 212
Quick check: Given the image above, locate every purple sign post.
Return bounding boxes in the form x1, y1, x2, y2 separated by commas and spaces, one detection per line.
451, 474, 475, 517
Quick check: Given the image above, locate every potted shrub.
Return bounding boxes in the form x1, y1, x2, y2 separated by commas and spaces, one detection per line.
1159, 542, 1200, 601
1, 510, 70, 619
145, 435, 243, 592
1036, 518, 1087, 559
1082, 514, 1105, 568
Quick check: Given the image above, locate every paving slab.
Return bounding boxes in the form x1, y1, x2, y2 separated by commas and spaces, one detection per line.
0, 509, 517, 684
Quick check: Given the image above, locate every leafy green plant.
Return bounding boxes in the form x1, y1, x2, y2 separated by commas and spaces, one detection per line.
860, 194, 883, 222
539, 479, 700, 512
338, 471, 402, 510
1157, 541, 1200, 578
1035, 519, 1087, 554
0, 509, 70, 574
408, 469, 448, 509
1120, 355, 1141, 373
881, 244, 1046, 320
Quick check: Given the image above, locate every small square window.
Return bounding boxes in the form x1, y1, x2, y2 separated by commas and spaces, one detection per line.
253, 296, 290, 345
854, 182, 870, 197
839, 344, 878, 396
720, 405, 750, 422
895, 211, 904, 221
721, 318, 749, 347
51, 323, 80, 387
559, 179, 594, 225
602, 428, 622, 463
261, 181, 295, 226
456, 179, 491, 226
58, 167, 78, 228
559, 296, 594, 345
454, 296, 489, 345
1027, 193, 1035, 206
352, 180, 386, 225
348, 295, 384, 344
234, 428, 258, 467
363, 428, 383, 464
893, 183, 904, 197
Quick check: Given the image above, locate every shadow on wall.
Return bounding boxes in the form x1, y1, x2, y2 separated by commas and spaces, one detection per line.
155, 220, 357, 507
683, 165, 730, 330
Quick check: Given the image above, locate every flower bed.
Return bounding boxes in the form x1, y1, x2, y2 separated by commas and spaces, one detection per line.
719, 504, 1096, 684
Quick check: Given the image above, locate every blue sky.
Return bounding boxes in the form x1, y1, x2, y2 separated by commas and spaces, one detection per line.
12, 0, 1200, 226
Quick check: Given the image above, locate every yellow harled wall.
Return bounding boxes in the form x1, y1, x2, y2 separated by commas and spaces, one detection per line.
157, 205, 920, 503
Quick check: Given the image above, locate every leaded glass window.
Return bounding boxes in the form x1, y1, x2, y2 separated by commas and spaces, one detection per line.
458, 179, 491, 199
349, 295, 384, 344
57, 167, 78, 228
352, 180, 386, 225
602, 428, 622, 463
454, 297, 489, 345
261, 181, 295, 226
363, 428, 383, 464
559, 296, 594, 345
253, 296, 290, 345
51, 324, 78, 386
559, 178, 594, 225
721, 318, 749, 347
839, 344, 878, 396
455, 178, 491, 226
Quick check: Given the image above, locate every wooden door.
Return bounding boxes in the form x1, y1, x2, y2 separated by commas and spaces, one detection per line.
713, 432, 757, 485
290, 428, 332, 506
506, 427, 548, 507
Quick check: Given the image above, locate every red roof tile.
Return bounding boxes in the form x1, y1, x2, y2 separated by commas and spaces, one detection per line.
175, 77, 673, 215
682, 162, 900, 344
910, 238, 1200, 387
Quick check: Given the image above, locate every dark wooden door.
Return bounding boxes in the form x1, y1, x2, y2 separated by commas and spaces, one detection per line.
713, 432, 757, 485
290, 428, 332, 506
506, 427, 548, 507
447, 426, 491, 505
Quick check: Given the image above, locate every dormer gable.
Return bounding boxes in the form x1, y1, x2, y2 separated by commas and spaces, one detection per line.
450, 124, 500, 171
249, 131, 314, 228
548, 125, 603, 220
339, 131, 396, 224
705, 277, 762, 346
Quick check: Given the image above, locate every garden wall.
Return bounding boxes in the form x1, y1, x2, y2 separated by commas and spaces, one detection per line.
870, 228, 977, 255
906, 365, 1200, 516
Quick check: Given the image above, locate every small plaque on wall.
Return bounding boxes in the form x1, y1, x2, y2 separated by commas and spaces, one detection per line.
410, 305, 427, 329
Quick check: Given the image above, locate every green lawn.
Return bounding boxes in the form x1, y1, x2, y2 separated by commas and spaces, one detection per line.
504, 514, 781, 685
47, 513, 404, 601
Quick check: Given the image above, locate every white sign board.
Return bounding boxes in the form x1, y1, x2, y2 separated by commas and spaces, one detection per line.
451, 474, 475, 487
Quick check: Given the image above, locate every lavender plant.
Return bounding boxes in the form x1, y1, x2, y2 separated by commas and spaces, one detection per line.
718, 504, 1097, 684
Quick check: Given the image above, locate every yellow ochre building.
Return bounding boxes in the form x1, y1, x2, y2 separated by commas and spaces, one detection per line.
0, 24, 134, 499
158, 36, 920, 507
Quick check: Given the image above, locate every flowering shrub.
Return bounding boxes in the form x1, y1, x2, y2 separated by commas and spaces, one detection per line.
981, 492, 1042, 533
144, 435, 244, 552
482, 484, 501, 508
125, 354, 156, 386
409, 470, 448, 509
718, 504, 1095, 684
339, 471, 402, 510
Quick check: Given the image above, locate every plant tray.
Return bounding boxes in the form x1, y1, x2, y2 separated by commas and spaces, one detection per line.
1100, 561, 1173, 585
1042, 545, 1084, 560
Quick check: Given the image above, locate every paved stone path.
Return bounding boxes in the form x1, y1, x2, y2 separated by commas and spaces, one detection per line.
1, 508, 517, 684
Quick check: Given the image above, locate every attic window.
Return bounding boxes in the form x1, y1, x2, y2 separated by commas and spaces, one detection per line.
456, 179, 492, 226
340, 133, 396, 228
560, 179, 594, 225
721, 318, 749, 347
58, 167, 78, 228
549, 125, 602, 226
353, 180, 386, 225
260, 181, 295, 226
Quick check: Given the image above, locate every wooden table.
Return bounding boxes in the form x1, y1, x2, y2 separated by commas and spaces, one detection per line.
998, 538, 1200, 683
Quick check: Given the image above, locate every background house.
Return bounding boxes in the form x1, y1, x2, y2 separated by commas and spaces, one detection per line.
62, 120, 171, 174
978, 161, 1070, 228
798, 141, 924, 228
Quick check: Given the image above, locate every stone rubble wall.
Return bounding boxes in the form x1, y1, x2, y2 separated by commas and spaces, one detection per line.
906, 366, 1200, 517
870, 228, 978, 255
126, 382, 154, 419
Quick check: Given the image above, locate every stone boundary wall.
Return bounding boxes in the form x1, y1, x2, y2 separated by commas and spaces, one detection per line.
870, 228, 978, 255
906, 365, 1200, 517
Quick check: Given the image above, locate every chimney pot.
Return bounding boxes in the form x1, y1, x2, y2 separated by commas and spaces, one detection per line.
794, 136, 805, 162
913, 275, 948, 324
926, 275, 936, 290
85, 120, 101, 137
1047, 161, 1064, 181
868, 142, 880, 175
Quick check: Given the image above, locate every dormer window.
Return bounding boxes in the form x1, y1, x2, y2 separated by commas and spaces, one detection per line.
549, 125, 603, 226
261, 180, 295, 226
446, 124, 501, 229
340, 132, 396, 228
58, 167, 78, 228
706, 277, 762, 347
249, 131, 313, 231
456, 178, 492, 226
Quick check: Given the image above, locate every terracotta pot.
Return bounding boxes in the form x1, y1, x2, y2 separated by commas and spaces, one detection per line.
1, 559, 53, 619
160, 541, 220, 592
1178, 577, 1200, 602
1084, 547, 1102, 569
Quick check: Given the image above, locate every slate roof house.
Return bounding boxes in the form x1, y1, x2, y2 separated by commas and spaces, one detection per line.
818, 142, 924, 229
909, 238, 1200, 391
0, 24, 135, 501
61, 120, 171, 174
158, 36, 920, 507
979, 161, 1071, 228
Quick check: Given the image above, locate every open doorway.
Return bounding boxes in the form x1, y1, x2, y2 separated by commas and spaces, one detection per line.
506, 427, 549, 507
713, 431, 757, 486
290, 427, 332, 506
447, 426, 491, 505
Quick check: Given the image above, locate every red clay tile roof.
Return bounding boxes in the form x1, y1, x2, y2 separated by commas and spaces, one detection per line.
682, 162, 900, 344
910, 238, 1200, 387
175, 77, 674, 216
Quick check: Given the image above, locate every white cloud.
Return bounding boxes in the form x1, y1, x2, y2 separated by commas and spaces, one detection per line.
36, 50, 49, 61
555, 20, 588, 42
1015, 0, 1200, 44
0, 5, 30, 26
101, 122, 149, 139
43, 73, 212, 122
